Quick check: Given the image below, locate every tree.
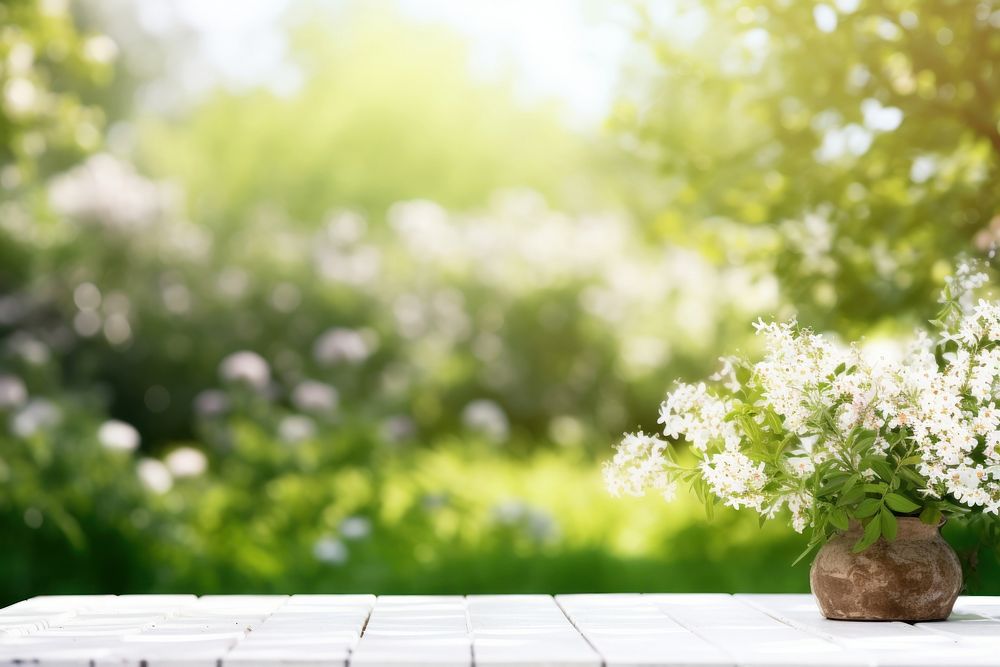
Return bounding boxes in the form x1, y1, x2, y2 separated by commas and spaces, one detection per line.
618, 0, 1000, 333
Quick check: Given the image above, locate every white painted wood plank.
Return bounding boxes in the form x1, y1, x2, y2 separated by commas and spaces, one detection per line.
739, 594, 1000, 667
7, 594, 1000, 666
222, 594, 372, 666
349, 595, 471, 667
645, 594, 872, 666
950, 596, 1000, 619
558, 593, 732, 667
469, 594, 601, 667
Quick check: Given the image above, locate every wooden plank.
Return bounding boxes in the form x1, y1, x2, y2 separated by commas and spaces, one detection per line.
6, 594, 1000, 666
469, 594, 601, 667
223, 594, 373, 667
348, 595, 471, 667
740, 594, 999, 667
645, 594, 871, 666
558, 593, 732, 667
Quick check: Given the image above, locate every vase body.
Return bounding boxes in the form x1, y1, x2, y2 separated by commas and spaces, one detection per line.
809, 518, 962, 621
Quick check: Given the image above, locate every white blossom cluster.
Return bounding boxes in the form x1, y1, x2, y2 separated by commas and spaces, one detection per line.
603, 431, 677, 501
606, 261, 1000, 534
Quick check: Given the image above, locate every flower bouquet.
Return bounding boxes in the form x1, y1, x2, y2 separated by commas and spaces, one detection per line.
606, 263, 998, 620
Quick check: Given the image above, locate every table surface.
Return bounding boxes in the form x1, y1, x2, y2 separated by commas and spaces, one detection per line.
3, 594, 1000, 667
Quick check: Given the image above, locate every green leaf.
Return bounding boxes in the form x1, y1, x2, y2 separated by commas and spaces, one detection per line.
880, 508, 898, 542
851, 430, 877, 454
919, 506, 943, 525
837, 486, 866, 506
817, 475, 849, 496
764, 409, 784, 434
884, 493, 920, 514
853, 516, 882, 552
854, 498, 881, 518
866, 459, 895, 481
738, 415, 762, 445
829, 508, 849, 531
898, 467, 927, 486
899, 455, 923, 466
792, 539, 822, 566
841, 473, 860, 495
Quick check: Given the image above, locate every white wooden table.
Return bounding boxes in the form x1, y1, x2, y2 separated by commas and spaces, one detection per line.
2, 593, 1000, 666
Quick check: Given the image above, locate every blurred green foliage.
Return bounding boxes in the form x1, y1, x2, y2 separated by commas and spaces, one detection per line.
140, 5, 594, 225
616, 0, 1000, 333
2, 0, 1000, 607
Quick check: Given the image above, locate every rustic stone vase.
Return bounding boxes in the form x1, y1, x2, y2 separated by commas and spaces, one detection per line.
810, 517, 962, 621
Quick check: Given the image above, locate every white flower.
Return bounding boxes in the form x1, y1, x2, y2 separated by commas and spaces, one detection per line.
11, 399, 61, 437
219, 351, 270, 390
48, 154, 171, 230
785, 492, 812, 533
462, 399, 510, 442
604, 431, 673, 498
0, 374, 27, 409
339, 516, 371, 540
165, 447, 207, 477
193, 389, 229, 417
657, 383, 738, 450
97, 419, 140, 452
313, 328, 375, 365
786, 456, 815, 477
607, 265, 1000, 532
137, 458, 172, 494
291, 380, 339, 413
278, 415, 316, 443
699, 450, 767, 511
380, 415, 416, 443
313, 536, 348, 565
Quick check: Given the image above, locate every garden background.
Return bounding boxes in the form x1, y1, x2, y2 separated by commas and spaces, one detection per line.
2, 0, 999, 604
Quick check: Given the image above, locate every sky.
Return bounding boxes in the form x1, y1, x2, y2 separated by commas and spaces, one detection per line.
126, 0, 634, 129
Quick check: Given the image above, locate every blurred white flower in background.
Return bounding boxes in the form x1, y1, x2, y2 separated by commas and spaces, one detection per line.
313, 536, 348, 565
323, 211, 367, 244
339, 516, 371, 540
269, 282, 301, 313
379, 415, 416, 444
278, 415, 316, 444
136, 458, 173, 494
0, 375, 28, 409
291, 380, 338, 413
11, 399, 61, 437
161, 282, 192, 315
548, 415, 585, 448
193, 389, 229, 417
97, 419, 140, 452
216, 268, 250, 300
103, 313, 132, 346
313, 245, 382, 287
165, 446, 207, 477
388, 199, 454, 260
82, 34, 118, 64
6, 333, 50, 365
48, 154, 174, 230
219, 350, 270, 390
491, 499, 560, 543
313, 327, 376, 365
73, 310, 103, 337
462, 399, 509, 443
3, 77, 38, 117
73, 282, 102, 310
